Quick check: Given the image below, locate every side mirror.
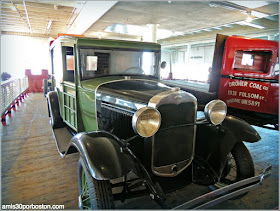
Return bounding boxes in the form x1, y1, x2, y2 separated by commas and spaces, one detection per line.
160, 61, 167, 69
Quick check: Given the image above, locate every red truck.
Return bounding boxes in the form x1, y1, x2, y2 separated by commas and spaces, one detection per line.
164, 34, 279, 128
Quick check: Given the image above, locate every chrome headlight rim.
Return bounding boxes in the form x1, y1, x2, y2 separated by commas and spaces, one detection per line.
132, 106, 161, 138
204, 100, 227, 125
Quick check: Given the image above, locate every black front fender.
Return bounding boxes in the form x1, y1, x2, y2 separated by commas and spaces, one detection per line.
68, 131, 134, 180
222, 115, 261, 143
46, 91, 65, 129
194, 115, 261, 183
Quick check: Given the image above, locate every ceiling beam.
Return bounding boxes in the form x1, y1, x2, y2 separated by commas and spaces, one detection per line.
22, 1, 32, 33
65, 2, 86, 33
67, 1, 117, 35
8, 2, 30, 31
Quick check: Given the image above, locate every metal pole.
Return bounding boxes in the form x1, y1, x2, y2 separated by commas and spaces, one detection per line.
23, 1, 32, 33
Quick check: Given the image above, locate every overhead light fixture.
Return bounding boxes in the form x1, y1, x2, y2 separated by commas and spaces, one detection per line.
246, 11, 252, 22
209, 1, 244, 12
213, 26, 222, 30
192, 30, 203, 33
223, 24, 234, 28
251, 10, 269, 19
92, 32, 106, 39
210, 1, 270, 19
237, 21, 265, 29
146, 23, 160, 27
105, 23, 183, 40
10, 4, 17, 11
246, 16, 252, 22
209, 3, 218, 8
47, 20, 52, 30
203, 28, 213, 32
45, 20, 52, 34
229, 1, 270, 9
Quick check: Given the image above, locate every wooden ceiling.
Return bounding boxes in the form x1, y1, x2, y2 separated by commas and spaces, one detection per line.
1, 1, 279, 43
1, 1, 75, 36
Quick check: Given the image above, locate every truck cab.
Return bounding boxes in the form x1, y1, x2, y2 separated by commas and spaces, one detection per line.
214, 35, 279, 126
49, 36, 161, 133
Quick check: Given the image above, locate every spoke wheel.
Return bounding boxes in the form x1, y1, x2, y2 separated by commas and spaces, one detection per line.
78, 157, 115, 209
216, 153, 238, 188
79, 169, 91, 209
213, 142, 255, 198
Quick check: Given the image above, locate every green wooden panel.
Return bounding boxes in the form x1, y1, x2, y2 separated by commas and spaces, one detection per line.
63, 83, 77, 130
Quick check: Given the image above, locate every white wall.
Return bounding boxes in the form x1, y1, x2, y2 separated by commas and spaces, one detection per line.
1, 35, 51, 79
161, 43, 215, 82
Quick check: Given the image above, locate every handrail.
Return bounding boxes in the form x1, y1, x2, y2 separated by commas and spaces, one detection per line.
1, 77, 29, 116
1, 78, 17, 86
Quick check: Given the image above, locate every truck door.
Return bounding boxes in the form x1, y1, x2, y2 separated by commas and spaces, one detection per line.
61, 46, 77, 131
218, 36, 278, 116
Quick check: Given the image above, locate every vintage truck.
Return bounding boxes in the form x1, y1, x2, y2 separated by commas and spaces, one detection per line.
46, 35, 271, 209
163, 34, 279, 128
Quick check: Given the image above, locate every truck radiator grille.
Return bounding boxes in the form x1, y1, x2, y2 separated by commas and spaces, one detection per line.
98, 102, 135, 139
153, 102, 196, 169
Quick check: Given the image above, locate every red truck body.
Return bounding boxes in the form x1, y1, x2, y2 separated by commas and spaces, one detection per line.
218, 36, 278, 116
165, 34, 279, 127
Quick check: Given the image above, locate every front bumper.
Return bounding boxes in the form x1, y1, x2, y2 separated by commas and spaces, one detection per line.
173, 164, 272, 209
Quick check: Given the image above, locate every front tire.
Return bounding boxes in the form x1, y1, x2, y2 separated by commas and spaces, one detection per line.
78, 157, 115, 209
213, 142, 254, 198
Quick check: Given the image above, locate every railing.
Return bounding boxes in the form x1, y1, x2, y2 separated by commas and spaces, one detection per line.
1, 77, 29, 116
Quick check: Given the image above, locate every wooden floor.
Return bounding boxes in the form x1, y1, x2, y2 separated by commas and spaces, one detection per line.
1, 93, 79, 209
1, 93, 278, 209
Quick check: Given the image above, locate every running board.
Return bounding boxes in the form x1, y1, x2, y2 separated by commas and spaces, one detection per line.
173, 164, 272, 209
52, 127, 75, 158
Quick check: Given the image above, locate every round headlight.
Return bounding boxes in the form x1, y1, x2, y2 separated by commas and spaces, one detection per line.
204, 100, 227, 125
132, 107, 161, 137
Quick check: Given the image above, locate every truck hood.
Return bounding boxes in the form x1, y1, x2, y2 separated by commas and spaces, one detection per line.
96, 79, 171, 107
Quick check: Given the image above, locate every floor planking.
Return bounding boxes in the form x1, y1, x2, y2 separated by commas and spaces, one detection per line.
1, 93, 79, 209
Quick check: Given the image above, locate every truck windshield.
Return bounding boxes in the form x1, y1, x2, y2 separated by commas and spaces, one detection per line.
79, 48, 159, 80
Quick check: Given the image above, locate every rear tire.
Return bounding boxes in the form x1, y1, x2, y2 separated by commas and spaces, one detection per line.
213, 142, 254, 198
77, 157, 115, 209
